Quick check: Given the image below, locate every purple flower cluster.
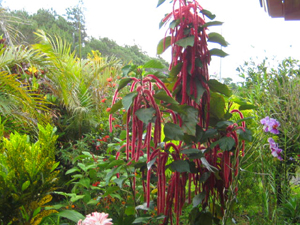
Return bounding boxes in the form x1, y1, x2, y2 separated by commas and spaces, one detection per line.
261, 116, 283, 160
268, 138, 283, 161
260, 116, 280, 134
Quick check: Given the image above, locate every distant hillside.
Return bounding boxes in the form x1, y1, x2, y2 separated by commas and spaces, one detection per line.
2, 7, 169, 67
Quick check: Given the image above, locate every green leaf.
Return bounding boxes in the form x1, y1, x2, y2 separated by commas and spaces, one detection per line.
122, 91, 137, 111
216, 121, 234, 129
65, 167, 80, 175
136, 201, 155, 211
157, 0, 166, 7
210, 92, 225, 119
143, 59, 165, 69
157, 36, 172, 55
193, 192, 206, 207
203, 21, 224, 27
79, 178, 90, 189
114, 175, 127, 189
87, 199, 99, 205
210, 48, 229, 58
118, 78, 133, 91
201, 9, 216, 20
180, 105, 198, 136
70, 195, 85, 202
218, 136, 236, 151
208, 79, 232, 97
237, 128, 253, 142
170, 19, 180, 29
201, 128, 218, 142
181, 148, 202, 154
110, 100, 123, 114
169, 62, 183, 79
56, 210, 85, 223
107, 159, 124, 168
154, 92, 179, 105
175, 36, 194, 48
133, 217, 152, 224
239, 104, 258, 110
77, 163, 87, 172
122, 65, 132, 76
50, 162, 60, 172
135, 107, 156, 124
169, 160, 190, 173
208, 32, 228, 47
164, 122, 184, 141
199, 172, 211, 183
103, 186, 120, 196
22, 181, 30, 192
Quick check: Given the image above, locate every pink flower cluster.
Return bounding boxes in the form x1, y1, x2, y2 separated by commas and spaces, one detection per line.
268, 138, 283, 161
78, 212, 113, 225
260, 116, 280, 134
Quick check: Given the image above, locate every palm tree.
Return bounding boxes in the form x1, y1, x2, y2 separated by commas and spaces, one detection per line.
33, 30, 122, 139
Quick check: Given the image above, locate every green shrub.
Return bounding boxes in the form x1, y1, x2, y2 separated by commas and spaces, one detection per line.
0, 124, 59, 224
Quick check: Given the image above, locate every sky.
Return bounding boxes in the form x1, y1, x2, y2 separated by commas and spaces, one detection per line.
2, 0, 300, 82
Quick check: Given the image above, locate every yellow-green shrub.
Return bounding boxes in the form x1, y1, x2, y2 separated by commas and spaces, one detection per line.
0, 124, 59, 224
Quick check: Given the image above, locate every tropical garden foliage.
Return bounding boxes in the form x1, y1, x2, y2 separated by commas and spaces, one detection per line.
0, 0, 300, 224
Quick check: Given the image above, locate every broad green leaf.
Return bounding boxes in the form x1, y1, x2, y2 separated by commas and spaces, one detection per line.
114, 175, 127, 189
122, 91, 137, 111
107, 159, 124, 168
216, 121, 233, 129
22, 181, 30, 192
175, 36, 194, 48
208, 79, 232, 97
77, 163, 87, 172
201, 128, 218, 142
164, 122, 184, 141
193, 192, 206, 207
56, 210, 85, 222
65, 167, 80, 175
87, 199, 99, 205
210, 92, 225, 119
199, 172, 211, 183
157, 36, 171, 55
181, 148, 202, 154
157, 0, 166, 7
154, 92, 179, 105
70, 195, 85, 202
122, 65, 132, 76
105, 167, 117, 184
143, 59, 165, 69
195, 212, 213, 225
203, 21, 224, 27
170, 19, 180, 29
135, 107, 156, 124
133, 217, 152, 224
169, 160, 190, 173
118, 78, 133, 91
110, 100, 123, 114
237, 128, 253, 142
208, 32, 228, 47
218, 136, 235, 151
103, 186, 120, 196
201, 9, 216, 20
180, 105, 198, 135
209, 48, 229, 58
187, 77, 205, 103
169, 62, 183, 79
79, 178, 90, 189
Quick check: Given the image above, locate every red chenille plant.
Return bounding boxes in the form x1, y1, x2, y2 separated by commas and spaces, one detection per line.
110, 0, 249, 224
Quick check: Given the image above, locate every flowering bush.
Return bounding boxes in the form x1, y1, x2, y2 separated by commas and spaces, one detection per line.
78, 212, 113, 225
